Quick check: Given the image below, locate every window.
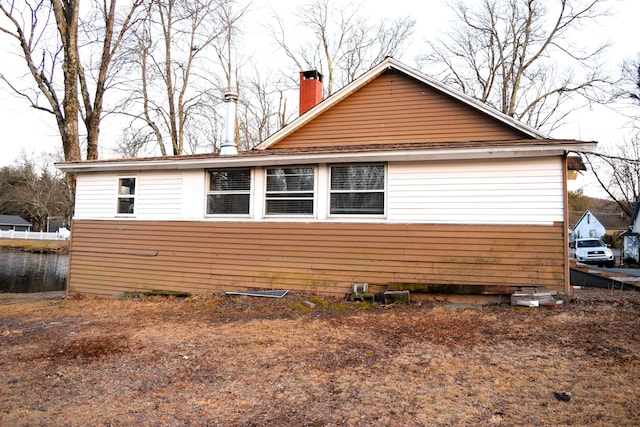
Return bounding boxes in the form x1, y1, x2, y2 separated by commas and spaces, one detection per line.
117, 177, 136, 214
330, 164, 385, 215
265, 166, 314, 215
207, 168, 251, 215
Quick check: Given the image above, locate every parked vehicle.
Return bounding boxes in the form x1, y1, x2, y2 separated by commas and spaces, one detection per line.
570, 238, 616, 267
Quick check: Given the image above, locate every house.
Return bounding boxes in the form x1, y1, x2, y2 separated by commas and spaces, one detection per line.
623, 200, 640, 263
0, 215, 32, 232
572, 210, 606, 239
571, 209, 628, 240
56, 58, 596, 300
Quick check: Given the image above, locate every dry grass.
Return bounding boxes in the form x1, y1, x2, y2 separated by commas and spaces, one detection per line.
1, 288, 639, 426
0, 239, 68, 253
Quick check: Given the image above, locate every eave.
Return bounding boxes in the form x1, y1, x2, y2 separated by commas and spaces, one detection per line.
55, 140, 596, 173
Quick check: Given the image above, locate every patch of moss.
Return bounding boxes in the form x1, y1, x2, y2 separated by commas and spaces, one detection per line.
352, 301, 378, 310
291, 301, 310, 313
330, 303, 356, 312
309, 297, 330, 309
205, 300, 221, 309
330, 301, 377, 311
121, 290, 191, 299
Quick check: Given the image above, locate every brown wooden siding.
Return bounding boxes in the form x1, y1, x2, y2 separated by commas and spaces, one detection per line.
272, 70, 529, 149
68, 220, 566, 298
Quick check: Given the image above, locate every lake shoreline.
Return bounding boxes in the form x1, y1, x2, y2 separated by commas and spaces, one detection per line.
0, 239, 69, 254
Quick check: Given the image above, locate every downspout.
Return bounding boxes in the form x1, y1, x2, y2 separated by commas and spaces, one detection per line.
563, 153, 571, 296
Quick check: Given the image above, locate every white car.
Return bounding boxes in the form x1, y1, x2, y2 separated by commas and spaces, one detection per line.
570, 238, 615, 267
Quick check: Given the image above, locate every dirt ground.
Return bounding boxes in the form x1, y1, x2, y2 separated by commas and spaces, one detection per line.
1, 288, 639, 427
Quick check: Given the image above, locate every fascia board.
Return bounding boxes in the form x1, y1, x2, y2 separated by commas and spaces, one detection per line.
55, 141, 596, 173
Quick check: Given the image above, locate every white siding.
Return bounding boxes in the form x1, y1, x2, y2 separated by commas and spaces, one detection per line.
632, 212, 640, 233
74, 173, 117, 219
251, 167, 265, 219
74, 171, 183, 220
136, 172, 182, 218
74, 157, 565, 225
181, 170, 205, 219
387, 157, 564, 225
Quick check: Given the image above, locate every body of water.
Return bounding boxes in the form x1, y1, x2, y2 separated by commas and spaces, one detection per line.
0, 250, 67, 293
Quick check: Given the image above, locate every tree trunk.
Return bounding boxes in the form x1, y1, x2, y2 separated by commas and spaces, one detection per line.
52, 0, 81, 162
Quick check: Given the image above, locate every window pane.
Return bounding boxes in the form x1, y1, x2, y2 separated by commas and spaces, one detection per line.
207, 168, 251, 215
329, 165, 385, 215
330, 193, 384, 214
207, 194, 250, 214
119, 178, 136, 195
265, 166, 315, 214
209, 169, 250, 191
266, 199, 314, 215
118, 197, 135, 214
331, 165, 384, 190
266, 167, 314, 191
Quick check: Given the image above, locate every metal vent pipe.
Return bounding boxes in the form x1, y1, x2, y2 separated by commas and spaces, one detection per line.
220, 92, 239, 156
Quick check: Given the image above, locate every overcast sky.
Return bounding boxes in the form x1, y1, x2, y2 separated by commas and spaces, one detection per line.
0, 0, 637, 197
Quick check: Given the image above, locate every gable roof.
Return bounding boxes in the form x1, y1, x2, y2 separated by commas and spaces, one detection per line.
598, 212, 630, 230
256, 58, 548, 150
570, 209, 629, 231
56, 58, 598, 174
0, 215, 31, 226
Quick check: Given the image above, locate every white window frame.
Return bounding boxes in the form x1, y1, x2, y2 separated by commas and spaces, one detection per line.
205, 168, 252, 217
329, 163, 386, 217
116, 176, 137, 216
264, 166, 316, 217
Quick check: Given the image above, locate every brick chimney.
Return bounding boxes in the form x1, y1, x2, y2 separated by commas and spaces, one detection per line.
299, 70, 323, 115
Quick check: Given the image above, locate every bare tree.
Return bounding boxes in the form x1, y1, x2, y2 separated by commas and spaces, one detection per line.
583, 138, 640, 217
118, 0, 243, 156
270, 0, 415, 96
582, 54, 640, 214
210, 0, 249, 151
0, 0, 143, 162
235, 69, 294, 149
78, 0, 144, 159
617, 55, 640, 127
419, 0, 611, 133
211, 0, 247, 92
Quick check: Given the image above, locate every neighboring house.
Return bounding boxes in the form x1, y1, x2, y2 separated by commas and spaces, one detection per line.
0, 215, 32, 232
56, 58, 596, 299
623, 200, 640, 263
570, 209, 630, 239
572, 210, 605, 239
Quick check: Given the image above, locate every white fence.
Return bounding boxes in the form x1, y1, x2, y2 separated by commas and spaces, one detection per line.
0, 229, 70, 241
